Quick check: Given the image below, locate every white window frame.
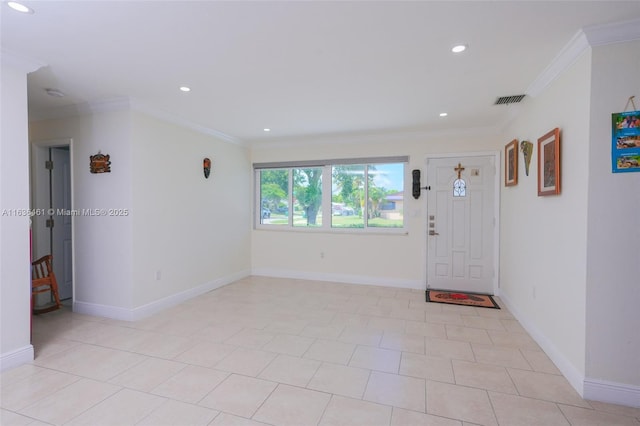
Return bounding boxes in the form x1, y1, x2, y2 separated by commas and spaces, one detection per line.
254, 156, 408, 234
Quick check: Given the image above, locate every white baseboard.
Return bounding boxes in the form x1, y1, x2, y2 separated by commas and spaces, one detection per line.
74, 269, 421, 323
584, 378, 640, 409
499, 290, 640, 409
251, 267, 423, 290
131, 270, 250, 320
0, 345, 34, 372
73, 269, 250, 321
498, 291, 585, 396
73, 300, 135, 321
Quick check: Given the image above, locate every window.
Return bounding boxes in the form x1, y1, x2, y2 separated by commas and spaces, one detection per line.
331, 164, 364, 228
255, 157, 407, 232
293, 167, 322, 228
259, 169, 289, 226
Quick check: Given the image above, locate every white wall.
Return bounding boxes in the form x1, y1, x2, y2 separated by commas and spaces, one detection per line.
130, 112, 252, 311
585, 40, 640, 399
498, 40, 640, 407
30, 108, 134, 315
0, 60, 35, 369
251, 131, 498, 288
498, 51, 592, 390
29, 107, 252, 320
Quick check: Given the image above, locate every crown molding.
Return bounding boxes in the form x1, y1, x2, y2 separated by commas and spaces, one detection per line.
249, 125, 498, 149
583, 17, 640, 46
526, 30, 590, 98
30, 96, 244, 146
527, 18, 640, 98
1, 48, 46, 73
129, 99, 243, 146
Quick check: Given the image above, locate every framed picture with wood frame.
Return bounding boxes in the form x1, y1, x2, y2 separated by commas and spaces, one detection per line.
537, 128, 561, 196
504, 139, 518, 186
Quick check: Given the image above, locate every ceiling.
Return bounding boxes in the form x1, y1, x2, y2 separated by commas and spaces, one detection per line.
3, 1, 640, 145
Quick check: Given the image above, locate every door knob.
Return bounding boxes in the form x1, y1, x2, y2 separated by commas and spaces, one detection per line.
429, 230, 439, 236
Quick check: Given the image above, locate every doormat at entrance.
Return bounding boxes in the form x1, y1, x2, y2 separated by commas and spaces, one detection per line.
426, 290, 500, 309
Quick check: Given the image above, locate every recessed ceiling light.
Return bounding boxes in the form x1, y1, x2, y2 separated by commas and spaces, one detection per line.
451, 44, 467, 53
179, 86, 191, 92
7, 1, 33, 13
263, 128, 271, 132
45, 88, 65, 98
439, 112, 448, 117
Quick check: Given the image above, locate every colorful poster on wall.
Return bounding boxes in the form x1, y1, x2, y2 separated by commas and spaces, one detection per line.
612, 111, 640, 173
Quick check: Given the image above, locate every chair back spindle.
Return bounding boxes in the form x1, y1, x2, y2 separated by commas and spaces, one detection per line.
31, 255, 61, 314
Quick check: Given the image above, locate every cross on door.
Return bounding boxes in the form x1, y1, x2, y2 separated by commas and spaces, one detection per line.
454, 162, 465, 179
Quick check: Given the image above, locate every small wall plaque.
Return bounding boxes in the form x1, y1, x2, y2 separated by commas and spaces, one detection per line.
521, 140, 533, 176
90, 152, 111, 173
203, 157, 211, 179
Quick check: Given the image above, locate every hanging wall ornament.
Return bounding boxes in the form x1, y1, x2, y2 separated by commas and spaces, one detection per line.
520, 141, 533, 176
89, 151, 111, 173
203, 157, 211, 179
611, 96, 640, 173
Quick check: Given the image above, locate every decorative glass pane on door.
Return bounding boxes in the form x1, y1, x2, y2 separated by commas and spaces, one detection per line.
453, 178, 466, 197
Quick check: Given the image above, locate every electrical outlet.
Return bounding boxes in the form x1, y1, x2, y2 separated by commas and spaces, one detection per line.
156, 270, 162, 281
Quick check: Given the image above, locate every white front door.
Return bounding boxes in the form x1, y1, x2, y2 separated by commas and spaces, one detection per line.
426, 155, 497, 294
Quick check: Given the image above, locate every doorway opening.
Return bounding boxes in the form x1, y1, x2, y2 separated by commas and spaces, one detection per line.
31, 139, 74, 310
424, 153, 500, 295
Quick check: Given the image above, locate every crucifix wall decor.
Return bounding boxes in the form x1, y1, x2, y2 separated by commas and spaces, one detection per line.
453, 162, 466, 197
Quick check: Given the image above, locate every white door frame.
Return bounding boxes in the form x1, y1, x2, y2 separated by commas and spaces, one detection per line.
30, 138, 75, 302
423, 151, 501, 295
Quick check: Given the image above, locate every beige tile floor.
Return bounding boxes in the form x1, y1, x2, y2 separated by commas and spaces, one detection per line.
2, 276, 639, 425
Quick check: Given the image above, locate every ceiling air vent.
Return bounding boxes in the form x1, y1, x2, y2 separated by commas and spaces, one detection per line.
494, 94, 526, 105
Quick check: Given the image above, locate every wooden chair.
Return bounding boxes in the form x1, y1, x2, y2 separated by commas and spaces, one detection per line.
31, 255, 62, 314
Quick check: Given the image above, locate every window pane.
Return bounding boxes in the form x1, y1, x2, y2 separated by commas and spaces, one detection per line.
331, 165, 364, 228
367, 163, 404, 228
293, 168, 322, 227
260, 169, 289, 225
257, 160, 405, 231
453, 178, 466, 197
